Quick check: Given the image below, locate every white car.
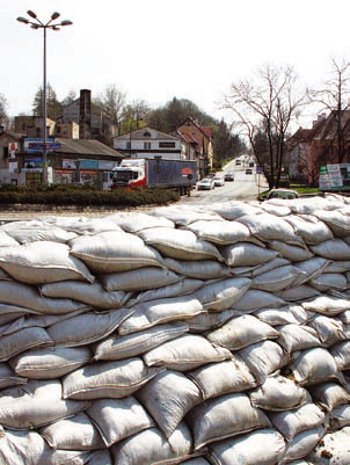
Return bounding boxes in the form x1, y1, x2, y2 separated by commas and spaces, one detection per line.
213, 175, 225, 187
197, 178, 215, 190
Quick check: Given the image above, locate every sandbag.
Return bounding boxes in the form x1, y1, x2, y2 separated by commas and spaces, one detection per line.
136, 370, 202, 437
284, 214, 334, 245
277, 324, 321, 353
40, 412, 104, 450
107, 211, 174, 233
311, 239, 350, 260
0, 220, 78, 244
307, 427, 350, 465
0, 327, 53, 362
11, 346, 91, 379
0, 363, 27, 389
278, 285, 321, 302
63, 358, 162, 400
70, 231, 164, 273
111, 424, 192, 465
279, 427, 325, 465
0, 380, 89, 429
249, 375, 310, 412
254, 304, 308, 326
185, 310, 242, 333
302, 296, 350, 316
234, 289, 286, 312
0, 241, 94, 284
251, 265, 304, 292
221, 242, 278, 267
329, 405, 350, 430
138, 227, 222, 261
0, 230, 20, 246
310, 273, 347, 292
308, 315, 345, 345
118, 296, 203, 335
330, 341, 350, 370
268, 240, 314, 262
86, 396, 154, 447
290, 348, 341, 385
187, 357, 257, 400
313, 209, 350, 238
293, 257, 330, 286
94, 322, 189, 361
207, 314, 278, 350
308, 382, 350, 412
211, 202, 263, 220
164, 257, 231, 280
184, 219, 253, 245
187, 392, 271, 449
208, 428, 286, 465
143, 334, 231, 371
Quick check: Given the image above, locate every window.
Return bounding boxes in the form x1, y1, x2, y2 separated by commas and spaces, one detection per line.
126, 141, 131, 149
144, 142, 151, 150
159, 142, 176, 148
143, 131, 151, 137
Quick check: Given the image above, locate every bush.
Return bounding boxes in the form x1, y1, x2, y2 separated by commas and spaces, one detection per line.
0, 185, 180, 208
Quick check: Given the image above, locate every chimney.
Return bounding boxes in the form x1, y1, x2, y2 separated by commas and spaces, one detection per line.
79, 89, 91, 139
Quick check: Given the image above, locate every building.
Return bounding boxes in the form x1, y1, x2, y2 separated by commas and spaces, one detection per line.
14, 116, 56, 139
113, 127, 184, 160
177, 117, 214, 178
0, 127, 24, 185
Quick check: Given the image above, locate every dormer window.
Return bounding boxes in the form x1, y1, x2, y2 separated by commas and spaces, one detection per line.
143, 131, 151, 137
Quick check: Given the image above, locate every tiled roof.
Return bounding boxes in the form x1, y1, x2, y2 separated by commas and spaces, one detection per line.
55, 138, 124, 158
114, 127, 180, 141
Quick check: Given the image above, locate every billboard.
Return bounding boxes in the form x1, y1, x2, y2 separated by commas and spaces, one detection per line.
319, 164, 350, 191
24, 138, 61, 154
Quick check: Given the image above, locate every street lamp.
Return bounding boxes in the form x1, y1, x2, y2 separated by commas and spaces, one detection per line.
17, 11, 73, 183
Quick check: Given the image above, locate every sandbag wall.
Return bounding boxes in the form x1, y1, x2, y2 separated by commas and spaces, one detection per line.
0, 194, 349, 465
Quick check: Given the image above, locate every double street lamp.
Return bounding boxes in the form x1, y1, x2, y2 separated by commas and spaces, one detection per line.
16, 10, 73, 183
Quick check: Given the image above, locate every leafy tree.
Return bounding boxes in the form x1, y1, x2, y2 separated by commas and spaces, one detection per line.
0, 94, 9, 128
212, 119, 246, 162
32, 83, 62, 120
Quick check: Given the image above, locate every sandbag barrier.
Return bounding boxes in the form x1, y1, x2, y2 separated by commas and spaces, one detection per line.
0, 194, 349, 464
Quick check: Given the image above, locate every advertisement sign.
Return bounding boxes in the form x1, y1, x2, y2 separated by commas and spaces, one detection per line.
24, 138, 60, 153
79, 159, 99, 170
8, 142, 18, 160
319, 164, 350, 191
62, 159, 78, 169
24, 157, 43, 169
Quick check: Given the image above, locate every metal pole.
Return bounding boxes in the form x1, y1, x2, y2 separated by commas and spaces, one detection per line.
43, 26, 47, 183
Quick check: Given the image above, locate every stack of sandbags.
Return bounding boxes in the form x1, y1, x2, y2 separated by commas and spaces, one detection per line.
0, 194, 349, 464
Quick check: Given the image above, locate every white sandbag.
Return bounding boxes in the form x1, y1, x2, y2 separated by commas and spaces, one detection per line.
0, 220, 78, 244
70, 231, 164, 273
329, 405, 350, 430
261, 202, 291, 216
211, 202, 263, 220
87, 450, 113, 465
40, 412, 104, 450
94, 323, 189, 361
180, 460, 211, 465
0, 428, 91, 465
308, 382, 350, 412
193, 277, 251, 311
86, 396, 154, 447
279, 427, 325, 465
310, 273, 347, 292
277, 324, 321, 353
11, 346, 91, 379
307, 427, 350, 465
237, 340, 289, 383
184, 219, 253, 245
308, 315, 345, 345
40, 281, 131, 309
63, 358, 162, 400
302, 296, 350, 316
143, 334, 231, 371
47, 308, 133, 347
278, 285, 321, 302
0, 363, 27, 389
187, 392, 271, 449
238, 213, 305, 245
221, 242, 278, 267
0, 379, 89, 429
138, 227, 222, 261
284, 214, 334, 245
338, 309, 350, 324
185, 309, 242, 333
111, 424, 192, 465
118, 296, 203, 335
46, 215, 123, 234
330, 341, 350, 370
251, 265, 304, 292
207, 314, 278, 350
127, 278, 203, 306
107, 211, 174, 233
208, 428, 286, 465
290, 348, 340, 386
164, 257, 231, 280
269, 403, 325, 441
269, 240, 314, 262
0, 327, 53, 362
249, 375, 310, 412
325, 260, 350, 273
254, 304, 308, 326
250, 257, 292, 277
311, 238, 350, 260
188, 357, 257, 400
0, 229, 20, 247
293, 257, 330, 286
99, 267, 182, 292
0, 241, 94, 285
234, 289, 286, 312
0, 281, 89, 314
136, 370, 202, 437
313, 209, 350, 237
151, 205, 223, 225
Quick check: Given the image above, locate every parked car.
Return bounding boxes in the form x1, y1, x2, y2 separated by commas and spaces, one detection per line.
213, 175, 225, 187
266, 189, 299, 200
248, 161, 255, 167
245, 168, 253, 174
197, 178, 215, 190
224, 172, 234, 181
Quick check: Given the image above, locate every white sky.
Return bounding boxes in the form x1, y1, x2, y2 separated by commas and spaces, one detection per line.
2, 0, 350, 128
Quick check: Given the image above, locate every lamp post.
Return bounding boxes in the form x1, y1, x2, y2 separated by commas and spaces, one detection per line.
17, 11, 73, 183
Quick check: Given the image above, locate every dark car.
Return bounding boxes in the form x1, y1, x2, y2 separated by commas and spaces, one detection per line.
245, 168, 253, 174
224, 172, 234, 181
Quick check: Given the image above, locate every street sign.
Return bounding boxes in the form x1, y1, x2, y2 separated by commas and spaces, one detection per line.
256, 166, 263, 174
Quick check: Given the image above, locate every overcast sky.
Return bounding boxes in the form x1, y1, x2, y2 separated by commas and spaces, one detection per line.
2, 0, 350, 128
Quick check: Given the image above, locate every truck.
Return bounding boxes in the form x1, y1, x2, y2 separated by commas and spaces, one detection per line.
111, 158, 197, 194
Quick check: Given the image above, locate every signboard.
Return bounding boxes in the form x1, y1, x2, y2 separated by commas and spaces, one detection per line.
62, 159, 78, 169
319, 164, 350, 191
79, 159, 99, 170
23, 138, 60, 154
8, 142, 18, 160
8, 162, 18, 174
256, 165, 263, 174
24, 157, 44, 169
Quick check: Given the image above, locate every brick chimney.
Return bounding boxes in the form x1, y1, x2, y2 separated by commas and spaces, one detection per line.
79, 89, 91, 139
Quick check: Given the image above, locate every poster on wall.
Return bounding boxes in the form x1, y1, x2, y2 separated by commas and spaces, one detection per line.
319, 164, 350, 191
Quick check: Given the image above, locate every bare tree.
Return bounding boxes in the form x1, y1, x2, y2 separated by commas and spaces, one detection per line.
223, 64, 306, 188
0, 94, 9, 128
308, 58, 350, 163
94, 84, 126, 124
